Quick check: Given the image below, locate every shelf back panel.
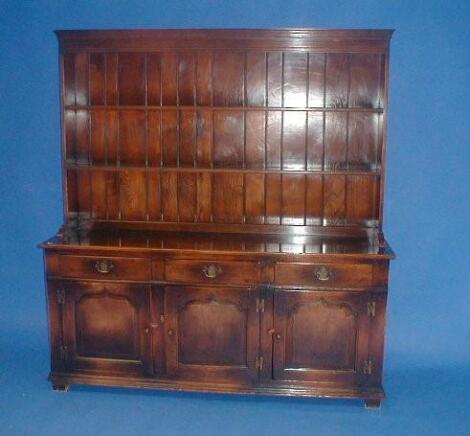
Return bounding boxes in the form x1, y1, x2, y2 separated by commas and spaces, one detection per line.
58, 29, 391, 233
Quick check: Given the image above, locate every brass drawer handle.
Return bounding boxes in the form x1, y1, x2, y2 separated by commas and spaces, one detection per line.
94, 259, 114, 274
313, 266, 333, 281
202, 264, 222, 279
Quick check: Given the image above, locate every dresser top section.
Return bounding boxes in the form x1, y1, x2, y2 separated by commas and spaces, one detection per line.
58, 28, 392, 238
56, 28, 393, 52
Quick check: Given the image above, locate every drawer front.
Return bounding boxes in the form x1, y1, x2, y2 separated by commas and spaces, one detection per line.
164, 259, 260, 285
47, 255, 151, 281
275, 262, 372, 289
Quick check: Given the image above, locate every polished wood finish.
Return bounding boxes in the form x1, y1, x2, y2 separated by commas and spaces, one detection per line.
272, 291, 369, 383
42, 29, 394, 408
164, 286, 260, 382
46, 254, 151, 280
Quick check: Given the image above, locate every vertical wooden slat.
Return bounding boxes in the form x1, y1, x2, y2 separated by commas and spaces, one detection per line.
265, 173, 281, 224
267, 52, 282, 107
89, 53, 105, 105
246, 52, 266, 106
212, 51, 244, 106
266, 111, 282, 169
74, 52, 88, 106
283, 52, 308, 107
161, 52, 178, 105
161, 110, 178, 166
119, 110, 147, 165
324, 175, 346, 225
196, 50, 212, 106
376, 112, 384, 171
245, 111, 265, 168
64, 111, 76, 161
325, 53, 349, 108
105, 53, 118, 105
148, 171, 161, 221
144, 56, 149, 220
105, 110, 118, 164
377, 54, 385, 109
147, 110, 161, 166
307, 111, 324, 171
118, 53, 146, 105
63, 53, 76, 106
91, 170, 106, 219
147, 53, 162, 105
196, 172, 212, 222
66, 169, 78, 217
178, 173, 197, 222
196, 109, 213, 167
116, 80, 122, 219
245, 173, 265, 224
90, 111, 106, 163
308, 53, 326, 107
105, 171, 119, 219
213, 111, 244, 167
348, 112, 379, 171
75, 110, 89, 164
324, 112, 348, 170
178, 52, 196, 106
346, 175, 378, 223
77, 168, 91, 216
305, 174, 323, 225
212, 173, 244, 223
119, 170, 147, 220
179, 110, 196, 166
349, 54, 381, 108
161, 172, 178, 221
281, 174, 305, 225
282, 111, 306, 170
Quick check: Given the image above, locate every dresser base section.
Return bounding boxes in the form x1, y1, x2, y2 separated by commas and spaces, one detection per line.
49, 372, 384, 407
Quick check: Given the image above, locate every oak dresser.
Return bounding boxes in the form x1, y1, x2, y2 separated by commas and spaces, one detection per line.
41, 29, 395, 408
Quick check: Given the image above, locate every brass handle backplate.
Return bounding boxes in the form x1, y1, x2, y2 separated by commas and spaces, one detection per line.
94, 259, 114, 274
313, 265, 333, 281
202, 264, 222, 279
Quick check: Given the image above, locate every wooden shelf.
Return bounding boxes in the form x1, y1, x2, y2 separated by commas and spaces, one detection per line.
64, 105, 384, 113
64, 162, 381, 176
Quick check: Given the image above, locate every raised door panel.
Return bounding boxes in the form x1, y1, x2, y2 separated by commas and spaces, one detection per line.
62, 281, 152, 375
273, 290, 369, 385
164, 286, 259, 383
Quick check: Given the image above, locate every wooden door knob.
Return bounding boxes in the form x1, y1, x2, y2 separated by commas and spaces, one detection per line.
275, 333, 282, 340
167, 329, 174, 336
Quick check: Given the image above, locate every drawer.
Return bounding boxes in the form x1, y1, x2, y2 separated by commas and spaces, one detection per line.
274, 262, 372, 289
164, 259, 260, 285
47, 254, 151, 281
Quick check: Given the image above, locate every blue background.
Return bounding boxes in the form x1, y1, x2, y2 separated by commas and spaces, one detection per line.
1, 1, 469, 434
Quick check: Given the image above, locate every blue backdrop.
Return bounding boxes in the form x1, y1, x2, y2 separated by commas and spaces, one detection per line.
1, 1, 469, 435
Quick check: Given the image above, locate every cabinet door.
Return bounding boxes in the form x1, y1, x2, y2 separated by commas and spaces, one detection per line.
273, 290, 369, 385
60, 281, 152, 376
164, 286, 259, 383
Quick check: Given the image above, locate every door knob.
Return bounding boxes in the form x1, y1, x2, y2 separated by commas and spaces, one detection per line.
94, 259, 114, 274
202, 264, 222, 279
313, 265, 333, 281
